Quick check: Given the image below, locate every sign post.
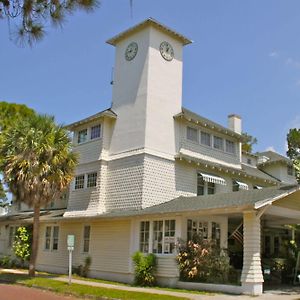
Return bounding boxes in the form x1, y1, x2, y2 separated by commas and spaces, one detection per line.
67, 235, 75, 285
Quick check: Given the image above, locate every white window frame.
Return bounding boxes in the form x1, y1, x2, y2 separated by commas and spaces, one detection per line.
213, 135, 224, 151
75, 174, 85, 190
187, 219, 221, 247
197, 174, 216, 196
77, 128, 88, 144
225, 139, 235, 154
140, 219, 176, 255
91, 124, 101, 140
87, 172, 97, 188
83, 225, 91, 253
186, 126, 198, 143
139, 221, 150, 253
200, 131, 211, 147
44, 225, 59, 251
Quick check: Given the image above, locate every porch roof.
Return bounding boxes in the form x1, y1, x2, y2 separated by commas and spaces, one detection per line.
136, 185, 300, 216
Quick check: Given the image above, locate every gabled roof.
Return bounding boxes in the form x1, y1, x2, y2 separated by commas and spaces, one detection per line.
106, 18, 192, 46
175, 107, 243, 140
257, 151, 292, 166
65, 108, 117, 130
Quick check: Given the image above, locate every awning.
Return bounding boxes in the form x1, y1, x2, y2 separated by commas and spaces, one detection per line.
235, 180, 249, 190
198, 172, 227, 185
254, 185, 263, 190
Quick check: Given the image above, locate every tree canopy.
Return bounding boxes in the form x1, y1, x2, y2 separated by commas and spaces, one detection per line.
242, 132, 258, 153
0, 101, 35, 131
0, 0, 99, 45
287, 128, 300, 183
0, 113, 78, 275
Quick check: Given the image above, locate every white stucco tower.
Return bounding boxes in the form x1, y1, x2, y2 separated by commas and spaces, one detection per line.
107, 18, 192, 157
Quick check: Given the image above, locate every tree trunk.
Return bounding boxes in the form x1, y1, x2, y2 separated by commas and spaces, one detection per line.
28, 204, 40, 277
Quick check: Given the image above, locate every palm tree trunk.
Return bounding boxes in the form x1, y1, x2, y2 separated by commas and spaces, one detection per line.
29, 204, 40, 277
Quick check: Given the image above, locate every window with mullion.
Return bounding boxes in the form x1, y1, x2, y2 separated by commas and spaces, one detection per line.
201, 131, 211, 146
213, 136, 224, 151
52, 226, 59, 250
83, 225, 91, 253
78, 129, 87, 144
152, 220, 163, 254
45, 226, 52, 250
140, 221, 150, 253
87, 172, 97, 188
187, 126, 198, 142
75, 175, 85, 190
91, 124, 101, 140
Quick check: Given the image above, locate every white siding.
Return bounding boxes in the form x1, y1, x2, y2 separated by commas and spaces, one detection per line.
105, 155, 144, 211
36, 220, 131, 276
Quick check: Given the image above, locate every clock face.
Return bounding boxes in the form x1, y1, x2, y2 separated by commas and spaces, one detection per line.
125, 42, 138, 61
159, 41, 174, 61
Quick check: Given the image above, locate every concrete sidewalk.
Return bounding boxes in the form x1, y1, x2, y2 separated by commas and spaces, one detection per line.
1, 268, 300, 300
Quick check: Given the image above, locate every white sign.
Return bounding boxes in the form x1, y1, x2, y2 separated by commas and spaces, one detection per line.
67, 235, 75, 248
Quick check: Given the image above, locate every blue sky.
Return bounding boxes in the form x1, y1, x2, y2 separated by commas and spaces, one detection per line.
1, 0, 300, 155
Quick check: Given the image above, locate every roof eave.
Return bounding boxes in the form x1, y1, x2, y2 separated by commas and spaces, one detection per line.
106, 18, 193, 46
65, 109, 117, 130
174, 110, 243, 141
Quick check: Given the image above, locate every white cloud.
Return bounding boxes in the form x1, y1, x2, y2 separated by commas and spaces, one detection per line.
265, 146, 276, 152
286, 57, 300, 69
269, 51, 279, 58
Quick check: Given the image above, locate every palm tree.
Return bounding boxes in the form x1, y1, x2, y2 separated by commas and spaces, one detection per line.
0, 114, 77, 276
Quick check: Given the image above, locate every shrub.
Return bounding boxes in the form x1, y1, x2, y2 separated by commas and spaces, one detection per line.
73, 256, 92, 277
13, 226, 31, 266
132, 251, 157, 286
176, 237, 233, 284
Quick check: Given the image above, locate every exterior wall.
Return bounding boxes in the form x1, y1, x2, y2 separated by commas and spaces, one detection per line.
37, 219, 131, 279
105, 155, 144, 211
66, 161, 105, 214
177, 119, 241, 169
110, 25, 182, 156
72, 120, 104, 165
260, 164, 297, 184
242, 153, 258, 167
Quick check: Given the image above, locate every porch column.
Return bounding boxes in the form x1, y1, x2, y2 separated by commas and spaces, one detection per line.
241, 211, 264, 295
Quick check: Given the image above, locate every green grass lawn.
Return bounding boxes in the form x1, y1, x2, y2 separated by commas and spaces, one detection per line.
0, 272, 190, 300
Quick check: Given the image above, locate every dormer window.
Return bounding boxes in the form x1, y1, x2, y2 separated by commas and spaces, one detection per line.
91, 124, 101, 139
187, 126, 198, 142
78, 129, 87, 144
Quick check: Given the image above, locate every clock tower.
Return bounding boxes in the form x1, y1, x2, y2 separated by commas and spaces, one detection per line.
107, 18, 192, 157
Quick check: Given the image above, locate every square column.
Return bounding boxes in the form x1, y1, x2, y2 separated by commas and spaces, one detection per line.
241, 211, 264, 295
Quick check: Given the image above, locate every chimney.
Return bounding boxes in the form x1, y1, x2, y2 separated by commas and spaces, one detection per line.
228, 114, 242, 134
